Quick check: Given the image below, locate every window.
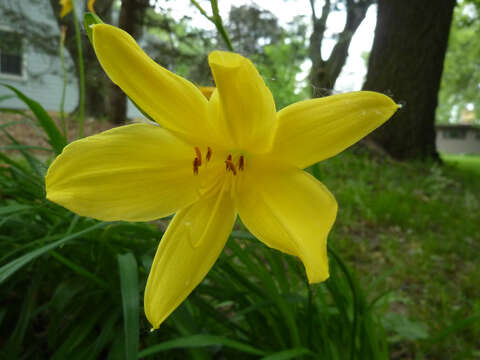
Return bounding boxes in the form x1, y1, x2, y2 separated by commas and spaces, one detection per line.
443, 128, 467, 139
0, 30, 23, 77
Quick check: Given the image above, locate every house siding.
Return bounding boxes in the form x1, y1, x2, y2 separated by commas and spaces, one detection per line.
436, 126, 480, 154
0, 2, 142, 119
0, 2, 79, 112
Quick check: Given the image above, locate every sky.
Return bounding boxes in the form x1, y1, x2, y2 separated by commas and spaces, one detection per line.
154, 0, 377, 92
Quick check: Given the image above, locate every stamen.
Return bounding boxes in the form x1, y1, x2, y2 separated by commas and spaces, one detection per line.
193, 157, 200, 175
194, 147, 202, 166
206, 147, 212, 162
226, 154, 232, 170
238, 155, 245, 171
225, 159, 237, 175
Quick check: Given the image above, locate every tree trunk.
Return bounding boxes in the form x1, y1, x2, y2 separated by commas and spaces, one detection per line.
363, 0, 456, 160
109, 0, 149, 125
309, 0, 373, 97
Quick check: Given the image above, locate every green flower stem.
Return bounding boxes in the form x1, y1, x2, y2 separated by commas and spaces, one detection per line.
209, 0, 233, 51
71, 0, 85, 138
190, 0, 234, 51
189, 0, 211, 20
59, 30, 67, 138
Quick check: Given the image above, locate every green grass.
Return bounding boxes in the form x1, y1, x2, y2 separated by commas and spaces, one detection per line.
1, 93, 480, 358
441, 154, 480, 175
317, 148, 480, 359
0, 105, 391, 359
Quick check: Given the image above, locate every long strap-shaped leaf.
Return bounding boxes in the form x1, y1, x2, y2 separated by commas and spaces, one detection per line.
138, 334, 266, 358
1, 83, 67, 154
0, 222, 107, 285
117, 253, 139, 360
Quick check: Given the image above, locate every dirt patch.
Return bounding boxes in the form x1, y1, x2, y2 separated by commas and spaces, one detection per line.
0, 112, 116, 155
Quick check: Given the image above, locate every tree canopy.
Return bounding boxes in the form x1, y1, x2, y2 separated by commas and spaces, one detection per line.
437, 0, 480, 124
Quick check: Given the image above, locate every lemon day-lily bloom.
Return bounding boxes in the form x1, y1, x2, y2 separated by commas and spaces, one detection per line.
60, 0, 96, 18
45, 24, 399, 329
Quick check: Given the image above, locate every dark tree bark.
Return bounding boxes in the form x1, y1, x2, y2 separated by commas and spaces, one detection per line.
109, 0, 149, 125
308, 0, 373, 97
363, 0, 456, 160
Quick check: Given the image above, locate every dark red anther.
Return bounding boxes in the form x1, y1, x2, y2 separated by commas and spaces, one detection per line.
193, 157, 200, 175
225, 159, 237, 175
206, 147, 212, 162
194, 147, 202, 166
226, 154, 232, 170
238, 155, 245, 171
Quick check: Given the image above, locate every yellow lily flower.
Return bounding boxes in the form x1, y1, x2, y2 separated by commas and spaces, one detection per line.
45, 24, 398, 329
59, 0, 72, 18
87, 0, 96, 13
59, 0, 96, 18
198, 86, 216, 99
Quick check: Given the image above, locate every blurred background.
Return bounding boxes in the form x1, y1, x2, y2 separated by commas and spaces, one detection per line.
0, 0, 479, 359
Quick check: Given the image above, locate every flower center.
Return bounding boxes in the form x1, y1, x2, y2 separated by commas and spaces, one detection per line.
192, 146, 245, 176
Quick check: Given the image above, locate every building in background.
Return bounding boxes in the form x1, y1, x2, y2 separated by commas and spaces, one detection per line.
0, 1, 140, 118
436, 124, 480, 154
0, 2, 79, 113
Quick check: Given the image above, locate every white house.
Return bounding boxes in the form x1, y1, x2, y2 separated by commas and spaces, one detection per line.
436, 124, 480, 155
0, 1, 79, 112
0, 1, 140, 117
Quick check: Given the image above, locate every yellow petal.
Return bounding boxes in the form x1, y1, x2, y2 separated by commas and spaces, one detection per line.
271, 91, 399, 168
46, 124, 204, 221
59, 0, 72, 18
87, 0, 96, 13
208, 51, 276, 153
237, 158, 337, 283
144, 185, 236, 329
199, 86, 215, 100
92, 24, 213, 144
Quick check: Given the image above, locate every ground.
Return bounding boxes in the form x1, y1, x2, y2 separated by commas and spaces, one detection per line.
320, 148, 480, 359
0, 112, 114, 154
1, 112, 479, 359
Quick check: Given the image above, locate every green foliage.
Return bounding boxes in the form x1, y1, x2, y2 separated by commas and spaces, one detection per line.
442, 154, 480, 175
142, 4, 309, 108
118, 253, 140, 360
318, 147, 480, 359
3, 87, 479, 359
255, 40, 309, 110
437, 0, 480, 124
0, 84, 67, 154
227, 5, 283, 56
228, 6, 310, 108
0, 85, 394, 359
84, 12, 104, 43
226, 6, 310, 109
141, 7, 216, 86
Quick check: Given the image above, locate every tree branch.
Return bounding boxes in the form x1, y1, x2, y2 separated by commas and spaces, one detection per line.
324, 0, 373, 84
309, 0, 317, 21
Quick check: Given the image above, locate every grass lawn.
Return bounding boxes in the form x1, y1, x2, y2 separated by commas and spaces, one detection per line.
2, 125, 479, 359
442, 154, 480, 175
318, 147, 480, 359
